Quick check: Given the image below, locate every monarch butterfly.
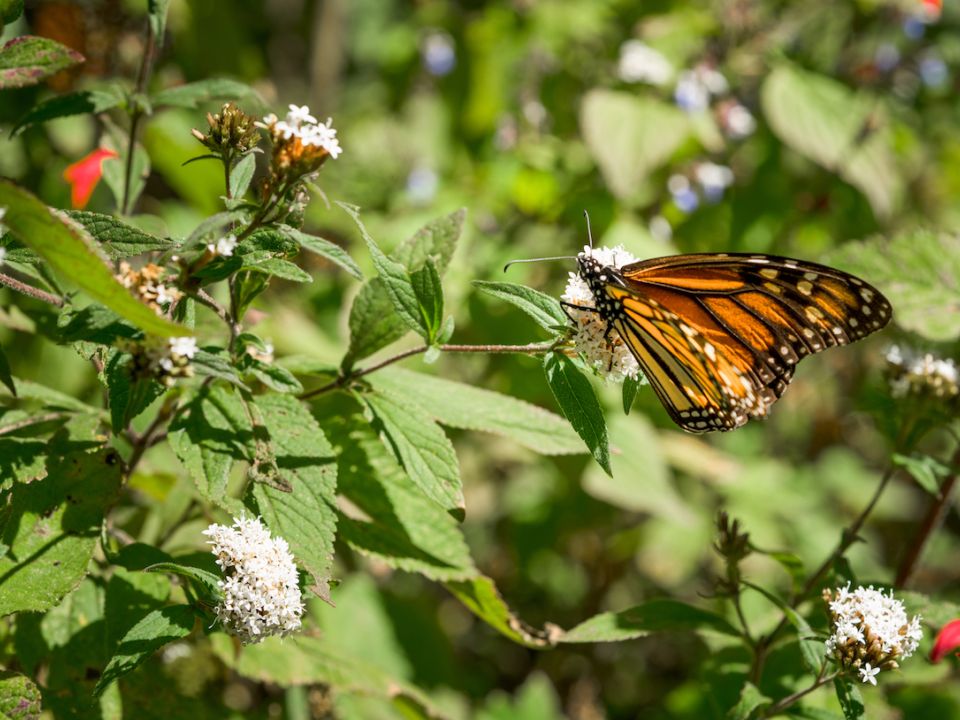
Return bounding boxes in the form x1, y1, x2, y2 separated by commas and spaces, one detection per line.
511, 227, 893, 433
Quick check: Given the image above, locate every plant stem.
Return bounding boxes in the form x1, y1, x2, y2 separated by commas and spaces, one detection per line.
121, 18, 156, 215
761, 670, 839, 717
192, 287, 239, 347
299, 341, 556, 400
125, 399, 177, 478
0, 271, 64, 307
895, 444, 960, 588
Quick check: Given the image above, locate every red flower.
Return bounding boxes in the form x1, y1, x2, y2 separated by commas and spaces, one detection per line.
922, 0, 942, 19
62, 148, 118, 209
930, 619, 960, 662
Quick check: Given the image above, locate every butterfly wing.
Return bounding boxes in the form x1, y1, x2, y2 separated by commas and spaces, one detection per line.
600, 253, 892, 433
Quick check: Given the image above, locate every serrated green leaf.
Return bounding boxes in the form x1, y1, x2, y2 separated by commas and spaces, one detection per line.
229, 152, 256, 199
833, 677, 865, 720
245, 256, 313, 283
343, 207, 466, 367
57, 305, 140, 345
473, 280, 567, 333
410, 257, 444, 342
0, 449, 122, 616
0, 35, 84, 90
322, 413, 476, 582
0, 671, 41, 719
12, 88, 125, 135
727, 682, 771, 720
0, 181, 188, 337
168, 386, 249, 513
762, 63, 900, 219
543, 352, 610, 475
145, 562, 221, 603
103, 351, 163, 433
211, 633, 446, 718
368, 367, 585, 456
363, 389, 464, 519
246, 394, 338, 600
561, 599, 739, 642
151, 78, 263, 110
249, 361, 303, 394
278, 225, 363, 280
446, 575, 559, 648
827, 232, 960, 341
190, 348, 248, 388
69, 211, 172, 258
580, 90, 690, 201
94, 605, 195, 697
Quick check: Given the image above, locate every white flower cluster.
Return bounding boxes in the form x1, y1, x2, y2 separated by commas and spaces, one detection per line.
162, 337, 197, 371
203, 516, 304, 644
208, 234, 237, 257
617, 40, 673, 86
824, 583, 923, 685
562, 245, 642, 383
261, 104, 342, 159
886, 345, 959, 399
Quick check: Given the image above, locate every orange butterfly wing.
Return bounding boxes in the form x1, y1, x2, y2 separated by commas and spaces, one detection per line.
597, 253, 892, 432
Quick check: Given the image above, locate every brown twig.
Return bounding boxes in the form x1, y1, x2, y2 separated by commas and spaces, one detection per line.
895, 445, 960, 588
298, 341, 556, 400
121, 19, 157, 215
0, 272, 64, 307
761, 669, 838, 717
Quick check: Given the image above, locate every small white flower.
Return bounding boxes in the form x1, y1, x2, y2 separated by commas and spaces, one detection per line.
286, 104, 317, 127
617, 40, 673, 86
301, 118, 342, 159
168, 336, 198, 360
203, 516, 304, 644
209, 234, 237, 257
724, 102, 756, 139
562, 246, 642, 383
695, 162, 735, 202
885, 345, 959, 399
155, 284, 175, 306
859, 663, 881, 686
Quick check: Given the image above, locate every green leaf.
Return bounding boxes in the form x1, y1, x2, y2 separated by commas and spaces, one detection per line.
580, 90, 690, 202
211, 633, 445, 718
246, 394, 339, 600
1, 0, 24, 25
248, 361, 303, 394
410, 257, 444, 343
561, 599, 739, 642
0, 671, 41, 719
104, 351, 163, 433
190, 348, 248, 388
100, 138, 150, 213
168, 386, 249, 513
833, 677, 865, 720
12, 88, 125, 135
745, 582, 824, 674
5, 377, 100, 413
58, 305, 140, 345
0, 36, 84, 90
104, 565, 171, 650
827, 232, 960, 341
245, 256, 313, 283
147, 0, 172, 45
762, 63, 901, 219
892, 452, 949, 496
343, 207, 466, 367
0, 449, 122, 616
0, 181, 188, 338
151, 78, 263, 110
322, 413, 477, 582
622, 374, 640, 414
145, 562, 221, 604
0, 344, 14, 396
543, 352, 611, 475
94, 606, 195, 697
339, 204, 426, 338
69, 210, 172, 259
229, 153, 256, 199
367, 367, 586, 456
363, 389, 464, 519
476, 672, 564, 720
278, 225, 363, 280
473, 280, 567, 332
446, 575, 560, 648
727, 682, 771, 720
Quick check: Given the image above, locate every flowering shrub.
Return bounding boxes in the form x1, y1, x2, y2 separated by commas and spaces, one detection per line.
1, 1, 959, 718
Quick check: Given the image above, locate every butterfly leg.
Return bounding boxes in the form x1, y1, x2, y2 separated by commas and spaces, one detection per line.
560, 300, 598, 324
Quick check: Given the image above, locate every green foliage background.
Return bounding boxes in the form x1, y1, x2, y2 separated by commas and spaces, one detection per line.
1, 0, 960, 718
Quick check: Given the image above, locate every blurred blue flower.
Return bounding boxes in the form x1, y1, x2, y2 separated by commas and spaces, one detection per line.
668, 174, 699, 213
674, 71, 710, 113
422, 31, 456, 77
902, 15, 926, 40
406, 166, 439, 205
695, 162, 734, 203
920, 54, 949, 87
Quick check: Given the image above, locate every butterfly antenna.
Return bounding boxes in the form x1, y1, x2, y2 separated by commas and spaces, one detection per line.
583, 209, 594, 249
503, 256, 576, 273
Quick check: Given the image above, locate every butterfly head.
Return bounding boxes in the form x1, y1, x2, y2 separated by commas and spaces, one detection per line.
576, 249, 626, 320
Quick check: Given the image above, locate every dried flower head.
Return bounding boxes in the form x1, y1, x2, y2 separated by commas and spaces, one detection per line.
885, 345, 959, 400
116, 261, 182, 314
192, 102, 261, 155
561, 245, 642, 383
203, 516, 304, 644
824, 584, 923, 684
258, 104, 342, 184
